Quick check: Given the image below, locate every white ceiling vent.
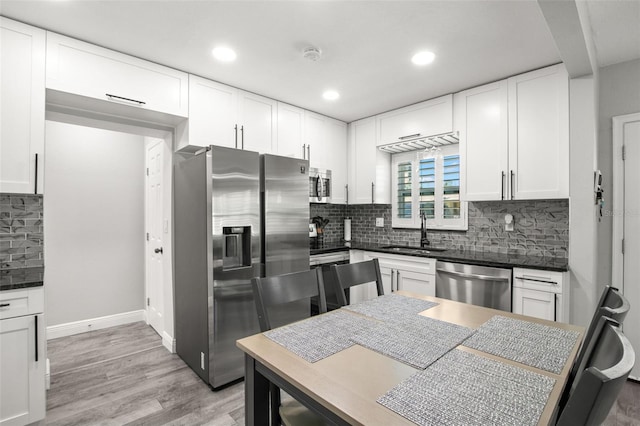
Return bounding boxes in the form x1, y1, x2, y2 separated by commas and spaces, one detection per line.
303, 46, 322, 62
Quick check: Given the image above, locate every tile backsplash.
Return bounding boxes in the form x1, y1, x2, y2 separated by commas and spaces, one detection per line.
312, 200, 569, 258
0, 194, 44, 269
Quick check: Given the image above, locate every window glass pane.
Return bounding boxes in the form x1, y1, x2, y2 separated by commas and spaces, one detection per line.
397, 162, 412, 218
443, 154, 460, 219
419, 158, 435, 219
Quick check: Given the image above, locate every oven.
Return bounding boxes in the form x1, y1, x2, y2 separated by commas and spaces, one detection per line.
310, 250, 350, 314
309, 168, 332, 203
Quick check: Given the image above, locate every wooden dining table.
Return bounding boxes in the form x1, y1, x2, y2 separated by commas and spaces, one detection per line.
237, 290, 585, 426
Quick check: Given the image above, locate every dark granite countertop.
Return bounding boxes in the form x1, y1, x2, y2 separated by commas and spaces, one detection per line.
310, 246, 351, 256
350, 244, 568, 272
0, 267, 44, 291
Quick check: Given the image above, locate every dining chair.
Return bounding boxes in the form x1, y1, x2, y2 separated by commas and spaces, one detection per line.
562, 285, 630, 409
330, 258, 384, 307
251, 268, 328, 426
556, 316, 635, 426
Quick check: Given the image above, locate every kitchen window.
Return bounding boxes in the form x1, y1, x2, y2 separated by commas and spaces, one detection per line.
391, 145, 467, 230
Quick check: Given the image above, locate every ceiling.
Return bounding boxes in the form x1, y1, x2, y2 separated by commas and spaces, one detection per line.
1, 1, 638, 122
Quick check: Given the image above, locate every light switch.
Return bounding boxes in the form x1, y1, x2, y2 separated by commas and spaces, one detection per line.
376, 217, 384, 227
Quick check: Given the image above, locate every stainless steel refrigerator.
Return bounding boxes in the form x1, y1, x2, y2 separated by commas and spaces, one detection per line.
174, 146, 309, 389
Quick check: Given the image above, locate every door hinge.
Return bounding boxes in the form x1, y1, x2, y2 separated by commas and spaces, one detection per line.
147, 297, 150, 306
622, 145, 626, 161
146, 232, 149, 241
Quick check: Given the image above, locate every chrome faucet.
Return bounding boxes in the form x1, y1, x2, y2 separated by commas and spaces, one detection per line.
420, 212, 430, 248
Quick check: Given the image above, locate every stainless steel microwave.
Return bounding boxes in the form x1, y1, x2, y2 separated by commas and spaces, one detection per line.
309, 168, 331, 203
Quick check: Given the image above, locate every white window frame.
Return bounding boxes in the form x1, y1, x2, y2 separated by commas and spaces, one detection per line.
391, 145, 468, 230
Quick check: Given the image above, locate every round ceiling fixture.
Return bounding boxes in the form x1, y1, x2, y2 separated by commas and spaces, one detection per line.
303, 46, 322, 62
212, 46, 237, 62
411, 51, 436, 66
323, 90, 340, 101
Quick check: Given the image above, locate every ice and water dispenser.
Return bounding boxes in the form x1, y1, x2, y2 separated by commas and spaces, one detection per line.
222, 226, 252, 270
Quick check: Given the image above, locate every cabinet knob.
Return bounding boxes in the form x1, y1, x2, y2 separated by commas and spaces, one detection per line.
154, 247, 163, 254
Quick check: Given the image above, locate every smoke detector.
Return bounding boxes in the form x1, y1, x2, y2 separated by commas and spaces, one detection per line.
303, 46, 322, 62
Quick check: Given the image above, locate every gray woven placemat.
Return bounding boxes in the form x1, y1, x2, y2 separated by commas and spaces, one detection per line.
343, 293, 438, 322
264, 310, 377, 363
350, 315, 474, 369
463, 315, 581, 375
378, 349, 556, 426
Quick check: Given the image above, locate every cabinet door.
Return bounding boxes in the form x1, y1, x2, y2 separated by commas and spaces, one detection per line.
456, 80, 508, 201
397, 270, 435, 297
349, 118, 391, 204
304, 111, 327, 169
46, 32, 188, 117
512, 287, 557, 321
238, 91, 277, 153
0, 18, 45, 194
0, 315, 45, 425
377, 95, 453, 146
508, 64, 569, 199
187, 75, 238, 149
325, 118, 348, 204
276, 103, 305, 159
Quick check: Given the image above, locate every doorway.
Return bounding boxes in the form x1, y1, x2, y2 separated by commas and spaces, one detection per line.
43, 115, 174, 350
612, 112, 640, 380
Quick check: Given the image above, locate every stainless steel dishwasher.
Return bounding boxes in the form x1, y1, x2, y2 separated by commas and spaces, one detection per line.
435, 261, 512, 311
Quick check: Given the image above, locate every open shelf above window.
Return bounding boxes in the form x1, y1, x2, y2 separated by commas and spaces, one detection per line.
378, 131, 459, 154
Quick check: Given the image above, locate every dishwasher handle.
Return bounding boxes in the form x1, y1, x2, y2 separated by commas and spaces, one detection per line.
436, 267, 510, 282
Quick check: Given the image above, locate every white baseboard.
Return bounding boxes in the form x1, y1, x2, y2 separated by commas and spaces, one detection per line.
162, 331, 176, 353
46, 310, 146, 340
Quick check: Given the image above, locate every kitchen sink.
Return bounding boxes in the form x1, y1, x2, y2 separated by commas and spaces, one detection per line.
380, 245, 447, 253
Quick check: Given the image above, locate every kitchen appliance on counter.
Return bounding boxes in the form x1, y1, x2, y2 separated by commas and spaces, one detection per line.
174, 146, 309, 389
309, 167, 331, 203
435, 261, 512, 312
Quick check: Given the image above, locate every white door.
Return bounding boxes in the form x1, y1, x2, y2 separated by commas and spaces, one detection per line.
188, 75, 238, 149
615, 112, 640, 380
146, 139, 164, 336
238, 91, 277, 153
350, 118, 377, 204
276, 102, 305, 159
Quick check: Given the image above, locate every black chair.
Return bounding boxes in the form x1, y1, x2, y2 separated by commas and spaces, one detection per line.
556, 316, 635, 425
564, 285, 630, 404
330, 258, 384, 307
251, 269, 328, 426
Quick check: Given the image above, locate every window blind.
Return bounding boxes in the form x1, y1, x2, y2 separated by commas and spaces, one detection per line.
419, 158, 435, 219
443, 154, 460, 219
397, 162, 412, 218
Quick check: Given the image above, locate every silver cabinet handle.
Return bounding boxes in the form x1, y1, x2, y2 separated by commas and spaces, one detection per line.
0, 303, 10, 308
234, 125, 238, 149
510, 170, 515, 199
554, 294, 558, 322
371, 182, 375, 204
396, 270, 400, 290
345, 184, 349, 204
501, 171, 505, 200
34, 153, 39, 194
302, 144, 306, 159
35, 315, 39, 362
514, 276, 557, 285
399, 133, 421, 140
240, 125, 244, 150
307, 145, 310, 163
391, 269, 395, 292
436, 268, 510, 282
106, 93, 145, 105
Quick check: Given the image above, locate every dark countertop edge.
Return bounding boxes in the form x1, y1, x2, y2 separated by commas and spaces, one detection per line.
1, 267, 45, 291
349, 245, 569, 272
1, 281, 44, 291
310, 246, 351, 255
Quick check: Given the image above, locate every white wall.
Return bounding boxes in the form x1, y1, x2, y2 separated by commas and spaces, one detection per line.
597, 58, 640, 289
568, 76, 599, 327
44, 121, 145, 326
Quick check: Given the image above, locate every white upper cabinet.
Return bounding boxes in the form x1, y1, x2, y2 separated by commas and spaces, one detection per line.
185, 75, 238, 150
348, 118, 390, 204
237, 91, 277, 153
0, 18, 45, 194
508, 64, 569, 200
276, 102, 305, 159
456, 80, 509, 201
46, 32, 188, 118
377, 94, 453, 146
457, 64, 569, 201
304, 111, 326, 168
180, 76, 276, 153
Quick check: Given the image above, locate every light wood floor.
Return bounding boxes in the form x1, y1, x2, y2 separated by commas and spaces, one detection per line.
46, 321, 640, 425
46, 322, 244, 425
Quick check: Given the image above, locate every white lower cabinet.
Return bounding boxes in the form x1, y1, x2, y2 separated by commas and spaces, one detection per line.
0, 288, 45, 426
349, 251, 435, 303
512, 268, 568, 323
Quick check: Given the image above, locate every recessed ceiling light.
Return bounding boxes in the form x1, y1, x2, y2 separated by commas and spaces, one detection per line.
411, 51, 436, 66
212, 46, 237, 62
323, 90, 340, 101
